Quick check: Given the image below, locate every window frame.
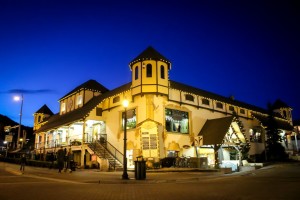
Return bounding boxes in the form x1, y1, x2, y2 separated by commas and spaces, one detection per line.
146, 64, 152, 77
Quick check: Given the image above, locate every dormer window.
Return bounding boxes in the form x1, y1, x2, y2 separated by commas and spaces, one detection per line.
240, 109, 245, 114
216, 102, 223, 109
229, 106, 235, 111
185, 94, 194, 102
146, 64, 152, 77
202, 98, 210, 105
160, 65, 165, 79
113, 96, 120, 103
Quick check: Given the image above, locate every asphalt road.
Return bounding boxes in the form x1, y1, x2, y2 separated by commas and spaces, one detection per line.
0, 161, 299, 200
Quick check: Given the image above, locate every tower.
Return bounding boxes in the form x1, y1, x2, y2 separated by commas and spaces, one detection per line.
129, 46, 171, 97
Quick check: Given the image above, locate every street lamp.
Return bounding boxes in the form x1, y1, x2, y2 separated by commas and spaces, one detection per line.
14, 94, 23, 149
122, 99, 129, 180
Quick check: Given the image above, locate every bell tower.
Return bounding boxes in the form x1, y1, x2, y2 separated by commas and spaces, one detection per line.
129, 46, 171, 97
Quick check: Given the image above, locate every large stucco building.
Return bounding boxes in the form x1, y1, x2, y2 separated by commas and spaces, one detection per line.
33, 46, 294, 170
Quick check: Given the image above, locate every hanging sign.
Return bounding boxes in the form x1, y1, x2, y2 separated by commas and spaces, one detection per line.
5, 135, 13, 142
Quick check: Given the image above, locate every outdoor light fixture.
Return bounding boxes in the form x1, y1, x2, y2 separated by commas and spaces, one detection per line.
14, 94, 23, 149
122, 99, 129, 180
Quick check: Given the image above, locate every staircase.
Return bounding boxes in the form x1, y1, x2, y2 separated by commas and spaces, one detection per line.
88, 139, 123, 171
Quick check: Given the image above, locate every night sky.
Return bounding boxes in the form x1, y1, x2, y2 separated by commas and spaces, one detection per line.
1, 0, 299, 127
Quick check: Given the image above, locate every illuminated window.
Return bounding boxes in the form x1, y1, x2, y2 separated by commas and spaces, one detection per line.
185, 94, 194, 102
77, 95, 83, 105
146, 64, 152, 77
61, 103, 66, 112
122, 109, 136, 130
165, 108, 189, 134
113, 96, 120, 103
249, 127, 262, 143
216, 102, 223, 109
202, 98, 210, 105
160, 65, 165, 79
135, 66, 139, 80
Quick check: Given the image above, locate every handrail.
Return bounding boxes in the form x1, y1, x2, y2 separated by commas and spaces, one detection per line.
89, 139, 123, 170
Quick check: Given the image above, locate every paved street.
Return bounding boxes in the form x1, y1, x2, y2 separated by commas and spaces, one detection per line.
0, 161, 300, 200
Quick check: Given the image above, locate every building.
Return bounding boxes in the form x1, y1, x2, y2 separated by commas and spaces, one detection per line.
33, 46, 294, 170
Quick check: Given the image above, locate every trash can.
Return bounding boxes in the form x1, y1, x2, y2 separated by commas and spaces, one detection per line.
134, 156, 146, 180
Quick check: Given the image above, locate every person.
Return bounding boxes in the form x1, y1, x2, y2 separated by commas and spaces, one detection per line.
63, 148, 68, 172
67, 150, 74, 173
56, 147, 65, 173
20, 154, 26, 174
49, 152, 55, 169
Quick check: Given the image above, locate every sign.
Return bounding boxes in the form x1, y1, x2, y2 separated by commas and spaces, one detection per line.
5, 135, 13, 142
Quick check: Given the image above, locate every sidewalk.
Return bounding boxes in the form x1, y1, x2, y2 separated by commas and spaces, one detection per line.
0, 161, 254, 184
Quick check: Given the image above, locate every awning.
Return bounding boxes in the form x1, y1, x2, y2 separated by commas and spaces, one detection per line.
198, 116, 234, 145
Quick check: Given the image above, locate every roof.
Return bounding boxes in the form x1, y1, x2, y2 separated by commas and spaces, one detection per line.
35, 82, 131, 133
170, 80, 267, 114
35, 104, 54, 115
252, 113, 293, 131
272, 99, 290, 109
129, 46, 171, 69
198, 116, 234, 145
59, 79, 109, 101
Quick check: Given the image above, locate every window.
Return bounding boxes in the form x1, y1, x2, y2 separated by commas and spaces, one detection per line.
165, 108, 189, 134
283, 110, 287, 118
38, 115, 41, 122
240, 109, 245, 114
160, 65, 165, 79
229, 106, 235, 111
96, 107, 102, 116
185, 94, 194, 102
135, 66, 139, 80
216, 102, 223, 109
146, 64, 152, 77
61, 103, 66, 112
113, 96, 120, 103
122, 109, 136, 130
77, 95, 83, 105
249, 127, 262, 143
202, 98, 210, 105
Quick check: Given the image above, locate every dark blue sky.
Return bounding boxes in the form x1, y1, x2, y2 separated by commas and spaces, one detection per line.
1, 0, 299, 127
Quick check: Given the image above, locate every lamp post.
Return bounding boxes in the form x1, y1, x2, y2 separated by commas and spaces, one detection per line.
14, 94, 23, 149
122, 99, 129, 180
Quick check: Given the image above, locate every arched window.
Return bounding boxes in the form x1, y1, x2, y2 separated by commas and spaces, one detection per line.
146, 64, 152, 77
185, 94, 194, 102
160, 65, 165, 79
283, 110, 287, 118
38, 115, 41, 122
135, 66, 139, 80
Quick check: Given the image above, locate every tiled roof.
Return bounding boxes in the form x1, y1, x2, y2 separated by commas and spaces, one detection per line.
129, 46, 171, 69
198, 116, 234, 145
170, 80, 267, 114
59, 79, 109, 101
35, 104, 54, 115
35, 82, 131, 133
252, 113, 293, 131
